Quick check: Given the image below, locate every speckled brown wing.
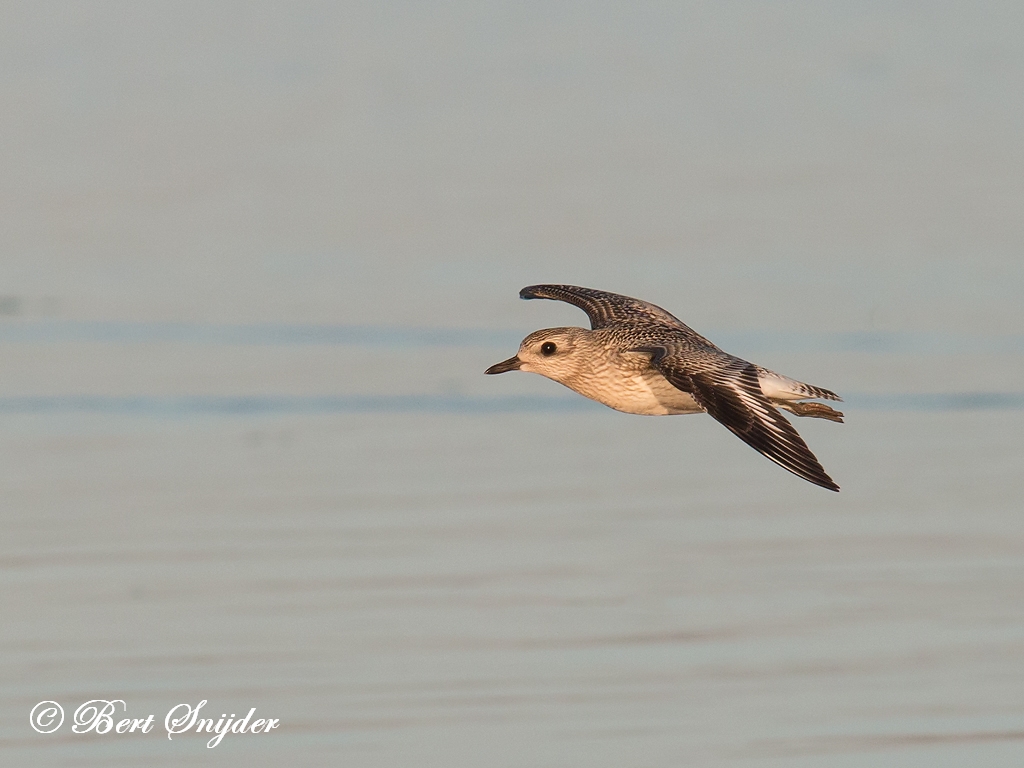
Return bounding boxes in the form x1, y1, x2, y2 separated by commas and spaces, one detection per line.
519, 285, 717, 345
643, 347, 840, 491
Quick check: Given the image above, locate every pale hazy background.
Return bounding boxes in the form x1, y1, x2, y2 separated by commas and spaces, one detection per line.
2, 2, 1023, 766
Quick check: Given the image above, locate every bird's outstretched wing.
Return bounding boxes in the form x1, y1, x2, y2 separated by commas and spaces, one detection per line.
642, 347, 840, 491
520, 284, 713, 342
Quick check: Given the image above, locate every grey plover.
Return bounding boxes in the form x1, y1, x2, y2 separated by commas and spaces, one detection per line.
485, 285, 843, 491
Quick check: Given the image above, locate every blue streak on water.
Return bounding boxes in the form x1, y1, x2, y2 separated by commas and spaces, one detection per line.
716, 330, 1024, 356
0, 395, 597, 416
1, 321, 1022, 354
844, 392, 1024, 411
0, 393, 1021, 416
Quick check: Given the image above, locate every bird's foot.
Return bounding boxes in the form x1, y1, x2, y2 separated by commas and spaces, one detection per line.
778, 401, 845, 423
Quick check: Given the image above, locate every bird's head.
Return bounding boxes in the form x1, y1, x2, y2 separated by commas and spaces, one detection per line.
484, 327, 589, 384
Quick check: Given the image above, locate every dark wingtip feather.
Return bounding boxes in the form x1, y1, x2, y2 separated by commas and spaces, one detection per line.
768, 450, 840, 492
520, 285, 557, 300
816, 475, 841, 492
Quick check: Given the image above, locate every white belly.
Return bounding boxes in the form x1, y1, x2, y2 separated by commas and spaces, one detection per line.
566, 367, 702, 416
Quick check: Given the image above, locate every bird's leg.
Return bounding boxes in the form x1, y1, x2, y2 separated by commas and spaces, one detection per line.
776, 401, 845, 423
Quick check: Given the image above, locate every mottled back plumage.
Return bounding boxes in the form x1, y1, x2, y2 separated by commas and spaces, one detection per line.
521, 284, 718, 346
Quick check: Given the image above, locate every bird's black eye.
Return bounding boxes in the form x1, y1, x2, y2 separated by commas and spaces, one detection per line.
540, 341, 557, 356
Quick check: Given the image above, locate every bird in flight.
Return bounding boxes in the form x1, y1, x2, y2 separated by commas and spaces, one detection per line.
485, 285, 843, 491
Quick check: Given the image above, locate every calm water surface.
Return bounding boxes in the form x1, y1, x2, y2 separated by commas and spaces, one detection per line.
2, 331, 1022, 767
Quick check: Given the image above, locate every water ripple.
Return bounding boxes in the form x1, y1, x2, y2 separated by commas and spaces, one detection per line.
0, 392, 1021, 416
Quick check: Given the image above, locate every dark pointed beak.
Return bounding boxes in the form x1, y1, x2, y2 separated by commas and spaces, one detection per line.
485, 355, 521, 375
